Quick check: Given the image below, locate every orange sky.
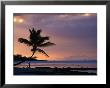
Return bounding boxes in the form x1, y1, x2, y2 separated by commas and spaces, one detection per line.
14, 13, 97, 61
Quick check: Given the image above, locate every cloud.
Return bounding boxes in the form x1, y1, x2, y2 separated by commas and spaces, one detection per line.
14, 13, 97, 61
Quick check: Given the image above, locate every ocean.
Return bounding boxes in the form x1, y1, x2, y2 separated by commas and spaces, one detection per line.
14, 61, 97, 74
14, 60, 97, 68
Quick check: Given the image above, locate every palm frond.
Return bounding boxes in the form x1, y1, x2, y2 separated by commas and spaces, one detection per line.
39, 42, 55, 47
37, 48, 49, 57
37, 36, 49, 45
18, 38, 32, 46
29, 29, 32, 34
36, 29, 42, 35
42, 36, 49, 40
29, 28, 42, 44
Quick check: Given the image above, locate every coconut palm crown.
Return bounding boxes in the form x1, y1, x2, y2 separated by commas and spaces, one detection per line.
14, 28, 55, 67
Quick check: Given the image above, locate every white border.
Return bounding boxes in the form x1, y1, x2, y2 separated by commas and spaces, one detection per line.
5, 5, 106, 84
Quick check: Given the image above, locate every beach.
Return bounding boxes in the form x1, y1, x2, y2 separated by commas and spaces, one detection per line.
14, 67, 97, 75
14, 61, 97, 75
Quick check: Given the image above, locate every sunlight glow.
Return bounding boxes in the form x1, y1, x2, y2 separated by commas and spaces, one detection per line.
59, 15, 68, 18
18, 18, 24, 23
14, 17, 24, 23
14, 17, 17, 22
83, 13, 91, 16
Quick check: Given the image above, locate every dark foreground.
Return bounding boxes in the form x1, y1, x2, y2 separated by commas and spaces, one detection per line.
14, 67, 97, 75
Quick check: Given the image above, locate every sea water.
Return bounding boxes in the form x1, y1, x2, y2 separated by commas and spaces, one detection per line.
14, 61, 97, 74
14, 61, 97, 68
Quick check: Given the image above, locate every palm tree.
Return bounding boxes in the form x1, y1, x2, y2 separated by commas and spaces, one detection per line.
14, 28, 55, 68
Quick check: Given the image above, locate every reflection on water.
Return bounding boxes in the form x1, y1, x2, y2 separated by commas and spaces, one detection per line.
14, 61, 97, 74
14, 61, 97, 68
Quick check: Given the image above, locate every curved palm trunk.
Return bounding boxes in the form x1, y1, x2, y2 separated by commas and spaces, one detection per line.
14, 51, 36, 67
14, 60, 26, 66
28, 51, 36, 68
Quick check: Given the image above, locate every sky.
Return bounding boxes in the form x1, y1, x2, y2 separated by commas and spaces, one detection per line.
13, 13, 97, 61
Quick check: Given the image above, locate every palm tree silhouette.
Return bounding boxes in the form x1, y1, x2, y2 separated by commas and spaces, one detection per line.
14, 28, 55, 68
